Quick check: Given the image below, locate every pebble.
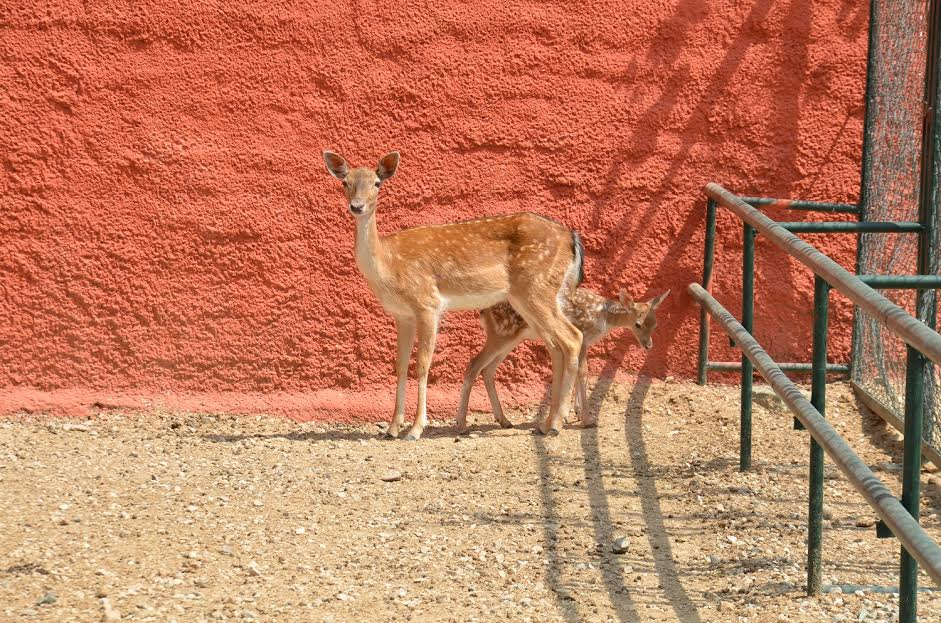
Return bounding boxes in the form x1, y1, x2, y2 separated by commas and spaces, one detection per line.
36, 592, 57, 606
241, 610, 257, 620
380, 471, 402, 482
101, 598, 121, 621
611, 537, 630, 554
246, 561, 261, 577
855, 518, 875, 528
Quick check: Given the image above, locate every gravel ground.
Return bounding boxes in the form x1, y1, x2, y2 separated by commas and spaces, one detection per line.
1, 379, 940, 622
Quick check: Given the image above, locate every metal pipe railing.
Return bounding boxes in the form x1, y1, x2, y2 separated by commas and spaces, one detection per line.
706, 183, 941, 366
705, 361, 849, 374
780, 222, 921, 234
740, 196, 860, 214
688, 282, 941, 587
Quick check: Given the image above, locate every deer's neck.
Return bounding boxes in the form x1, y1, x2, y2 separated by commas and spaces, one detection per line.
602, 304, 634, 334
354, 213, 386, 284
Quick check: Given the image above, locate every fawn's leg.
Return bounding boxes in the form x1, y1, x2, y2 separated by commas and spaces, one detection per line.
575, 354, 596, 427
573, 341, 589, 422
387, 317, 416, 439
480, 334, 527, 429
455, 335, 505, 435
405, 312, 439, 441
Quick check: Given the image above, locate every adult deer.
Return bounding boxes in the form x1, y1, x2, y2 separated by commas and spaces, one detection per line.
457, 288, 669, 431
323, 151, 584, 440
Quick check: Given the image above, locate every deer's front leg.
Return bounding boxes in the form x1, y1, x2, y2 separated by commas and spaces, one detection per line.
387, 317, 416, 439
404, 312, 439, 441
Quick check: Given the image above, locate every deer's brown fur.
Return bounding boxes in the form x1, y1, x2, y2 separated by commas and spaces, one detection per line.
457, 288, 669, 431
323, 151, 584, 439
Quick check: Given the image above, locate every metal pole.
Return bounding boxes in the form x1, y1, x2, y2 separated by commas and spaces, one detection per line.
780, 222, 921, 234
850, 0, 879, 385
808, 276, 830, 595
740, 196, 860, 214
900, 345, 926, 623
900, 0, 941, 617
688, 282, 941, 587
741, 223, 755, 471
698, 199, 717, 385
706, 361, 849, 374
860, 275, 941, 288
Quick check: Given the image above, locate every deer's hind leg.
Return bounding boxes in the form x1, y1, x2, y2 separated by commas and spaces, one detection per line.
507, 294, 582, 436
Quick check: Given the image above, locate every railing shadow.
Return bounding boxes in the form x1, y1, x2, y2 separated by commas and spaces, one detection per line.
531, 384, 584, 622
622, 376, 704, 622
576, 424, 643, 622
201, 422, 511, 444
531, 372, 705, 621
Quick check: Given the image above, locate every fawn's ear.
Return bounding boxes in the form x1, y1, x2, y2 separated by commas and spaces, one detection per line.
618, 289, 634, 307
377, 151, 400, 181
649, 289, 670, 309
323, 151, 350, 180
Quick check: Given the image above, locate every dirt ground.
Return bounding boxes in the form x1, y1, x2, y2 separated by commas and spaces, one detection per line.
1, 379, 940, 623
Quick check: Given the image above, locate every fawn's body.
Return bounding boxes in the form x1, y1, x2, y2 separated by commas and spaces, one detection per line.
324, 151, 584, 439
457, 288, 669, 431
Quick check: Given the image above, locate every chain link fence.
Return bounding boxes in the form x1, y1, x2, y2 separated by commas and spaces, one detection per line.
852, 0, 940, 463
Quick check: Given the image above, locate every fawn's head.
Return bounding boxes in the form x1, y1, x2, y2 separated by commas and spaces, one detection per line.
613, 289, 670, 349
323, 151, 400, 217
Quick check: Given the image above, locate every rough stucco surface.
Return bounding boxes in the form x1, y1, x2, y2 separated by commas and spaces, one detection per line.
0, 1, 869, 419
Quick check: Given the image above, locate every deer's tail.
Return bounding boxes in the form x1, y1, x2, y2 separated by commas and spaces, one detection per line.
571, 230, 585, 289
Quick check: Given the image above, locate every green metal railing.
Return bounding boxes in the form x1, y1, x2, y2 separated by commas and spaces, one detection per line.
696, 206, 925, 387
689, 281, 941, 588
691, 184, 941, 620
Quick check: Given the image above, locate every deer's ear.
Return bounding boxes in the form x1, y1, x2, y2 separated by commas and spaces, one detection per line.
618, 289, 634, 306
649, 289, 670, 309
323, 151, 350, 180
377, 151, 400, 181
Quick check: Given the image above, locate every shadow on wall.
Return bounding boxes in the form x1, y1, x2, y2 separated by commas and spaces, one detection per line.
580, 0, 852, 384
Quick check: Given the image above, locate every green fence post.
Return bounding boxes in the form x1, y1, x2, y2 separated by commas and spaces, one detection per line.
807, 276, 829, 596
899, 344, 925, 623
740, 223, 755, 471
698, 199, 718, 385
901, 0, 941, 616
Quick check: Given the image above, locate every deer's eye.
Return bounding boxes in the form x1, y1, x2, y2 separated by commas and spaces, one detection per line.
375, 181, 381, 188
635, 321, 642, 329
342, 181, 348, 188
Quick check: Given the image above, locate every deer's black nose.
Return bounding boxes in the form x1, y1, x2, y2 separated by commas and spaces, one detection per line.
349, 203, 365, 215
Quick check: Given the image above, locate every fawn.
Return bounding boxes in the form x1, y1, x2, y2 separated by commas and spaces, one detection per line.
456, 288, 669, 431
323, 151, 584, 440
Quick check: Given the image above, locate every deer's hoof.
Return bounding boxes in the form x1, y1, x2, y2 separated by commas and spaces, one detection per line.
382, 431, 398, 440
498, 421, 514, 429
532, 426, 558, 437
404, 434, 419, 442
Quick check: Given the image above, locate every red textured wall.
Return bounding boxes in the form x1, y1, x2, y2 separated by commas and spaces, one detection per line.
0, 1, 869, 419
